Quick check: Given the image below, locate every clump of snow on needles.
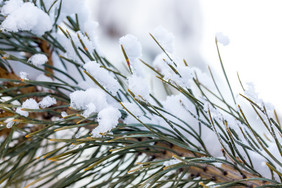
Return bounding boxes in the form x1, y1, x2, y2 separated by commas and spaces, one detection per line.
1, 0, 23, 15
1, 0, 52, 36
216, 32, 230, 46
82, 103, 97, 118
83, 21, 99, 44
83, 61, 120, 94
69, 88, 108, 112
128, 75, 150, 101
92, 106, 121, 137
119, 34, 144, 76
28, 54, 48, 66
152, 26, 175, 53
119, 34, 142, 62
16, 98, 39, 117
39, 96, 57, 108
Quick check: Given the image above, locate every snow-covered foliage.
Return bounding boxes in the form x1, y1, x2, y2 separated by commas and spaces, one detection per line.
0, 0, 281, 187
119, 34, 142, 62
1, 0, 52, 35
83, 61, 120, 94
152, 26, 175, 53
70, 88, 108, 111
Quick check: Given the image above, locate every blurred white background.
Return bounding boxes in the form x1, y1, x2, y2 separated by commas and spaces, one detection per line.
201, 0, 282, 112
87, 0, 282, 112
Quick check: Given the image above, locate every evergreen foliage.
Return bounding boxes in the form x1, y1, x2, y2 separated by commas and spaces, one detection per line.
0, 0, 281, 187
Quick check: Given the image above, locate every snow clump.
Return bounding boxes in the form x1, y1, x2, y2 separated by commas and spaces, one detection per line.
91, 106, 121, 137
28, 54, 48, 66
69, 88, 108, 112
216, 32, 230, 46
152, 26, 175, 53
82, 103, 97, 118
1, 1, 52, 36
83, 61, 120, 94
119, 34, 142, 62
16, 98, 39, 117
128, 75, 150, 100
39, 96, 57, 108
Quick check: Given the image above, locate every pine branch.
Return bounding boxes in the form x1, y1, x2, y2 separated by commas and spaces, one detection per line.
0, 0, 281, 187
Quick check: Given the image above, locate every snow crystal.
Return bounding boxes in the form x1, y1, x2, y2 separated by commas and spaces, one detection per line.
1, 2, 52, 36
28, 54, 48, 66
69, 88, 108, 112
152, 26, 175, 53
128, 75, 150, 100
16, 98, 39, 117
19, 72, 29, 80
83, 61, 120, 94
39, 96, 57, 108
92, 106, 121, 137
119, 34, 142, 62
216, 32, 230, 46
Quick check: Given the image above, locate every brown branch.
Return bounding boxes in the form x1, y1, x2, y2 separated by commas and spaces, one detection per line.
38, 39, 54, 76
139, 138, 271, 187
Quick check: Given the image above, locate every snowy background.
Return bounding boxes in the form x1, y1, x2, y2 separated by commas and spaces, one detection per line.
87, 0, 282, 113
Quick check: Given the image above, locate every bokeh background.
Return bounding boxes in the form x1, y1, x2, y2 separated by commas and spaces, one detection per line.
86, 0, 282, 112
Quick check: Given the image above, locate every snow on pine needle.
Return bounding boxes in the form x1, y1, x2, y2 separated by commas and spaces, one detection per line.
39, 96, 57, 109
16, 98, 39, 117
215, 32, 230, 46
28, 54, 48, 67
1, 0, 52, 35
91, 106, 121, 137
152, 25, 175, 54
83, 61, 120, 94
